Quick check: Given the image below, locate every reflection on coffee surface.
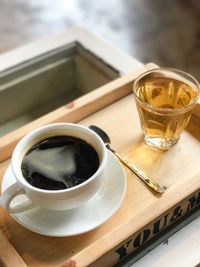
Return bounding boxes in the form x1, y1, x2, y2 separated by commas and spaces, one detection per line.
21, 136, 99, 190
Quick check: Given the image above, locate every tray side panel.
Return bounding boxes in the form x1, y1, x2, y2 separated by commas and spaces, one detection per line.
0, 229, 27, 267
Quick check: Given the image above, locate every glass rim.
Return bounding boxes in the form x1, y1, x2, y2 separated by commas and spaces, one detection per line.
133, 67, 200, 114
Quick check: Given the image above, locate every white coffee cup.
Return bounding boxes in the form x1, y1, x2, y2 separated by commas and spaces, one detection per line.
0, 123, 107, 213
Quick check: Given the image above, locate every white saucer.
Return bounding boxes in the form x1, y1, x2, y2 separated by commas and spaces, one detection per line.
1, 151, 126, 237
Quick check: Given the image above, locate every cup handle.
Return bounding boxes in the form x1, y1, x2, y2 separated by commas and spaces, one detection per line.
0, 182, 35, 214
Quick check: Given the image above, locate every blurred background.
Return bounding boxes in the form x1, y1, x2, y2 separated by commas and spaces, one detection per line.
0, 0, 199, 79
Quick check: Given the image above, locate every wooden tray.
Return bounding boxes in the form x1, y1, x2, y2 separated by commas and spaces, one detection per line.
1, 64, 200, 267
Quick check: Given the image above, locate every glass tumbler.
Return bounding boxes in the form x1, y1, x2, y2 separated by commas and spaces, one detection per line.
133, 68, 200, 149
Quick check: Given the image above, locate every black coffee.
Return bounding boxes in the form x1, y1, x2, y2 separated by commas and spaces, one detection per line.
21, 136, 99, 190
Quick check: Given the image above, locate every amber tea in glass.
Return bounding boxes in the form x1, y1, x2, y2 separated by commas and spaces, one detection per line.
133, 68, 200, 149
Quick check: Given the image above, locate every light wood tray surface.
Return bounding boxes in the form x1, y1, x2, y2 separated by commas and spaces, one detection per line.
0, 64, 200, 267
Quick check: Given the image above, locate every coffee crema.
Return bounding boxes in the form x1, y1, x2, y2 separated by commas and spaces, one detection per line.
21, 136, 99, 190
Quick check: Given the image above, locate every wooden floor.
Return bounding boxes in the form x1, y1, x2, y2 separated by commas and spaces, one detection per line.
0, 0, 199, 79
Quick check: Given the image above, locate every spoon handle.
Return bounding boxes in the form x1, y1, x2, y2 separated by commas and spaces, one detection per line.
106, 145, 166, 194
